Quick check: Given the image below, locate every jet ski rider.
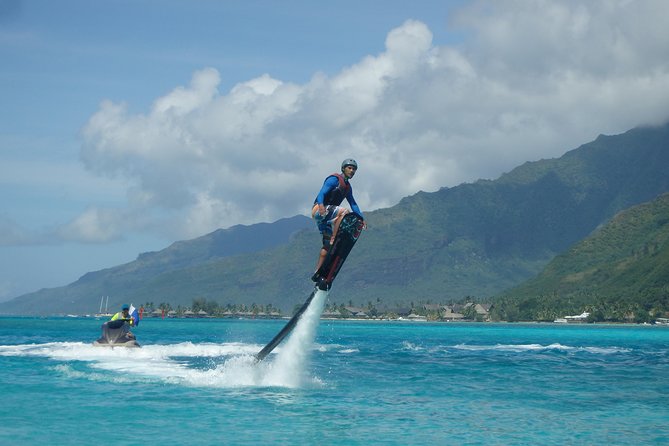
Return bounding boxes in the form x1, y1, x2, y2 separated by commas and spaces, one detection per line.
110, 304, 136, 339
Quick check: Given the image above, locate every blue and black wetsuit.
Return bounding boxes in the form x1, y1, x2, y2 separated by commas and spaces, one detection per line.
313, 173, 363, 247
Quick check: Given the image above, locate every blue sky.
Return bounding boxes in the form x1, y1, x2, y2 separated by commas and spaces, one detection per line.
2, 0, 669, 302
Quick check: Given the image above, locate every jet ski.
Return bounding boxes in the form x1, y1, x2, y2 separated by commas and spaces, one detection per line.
93, 319, 140, 348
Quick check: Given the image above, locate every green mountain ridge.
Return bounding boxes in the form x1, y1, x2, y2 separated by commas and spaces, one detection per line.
79, 214, 313, 282
2, 123, 669, 315
495, 192, 669, 321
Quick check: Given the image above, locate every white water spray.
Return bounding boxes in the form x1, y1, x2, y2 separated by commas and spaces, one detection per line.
263, 289, 328, 387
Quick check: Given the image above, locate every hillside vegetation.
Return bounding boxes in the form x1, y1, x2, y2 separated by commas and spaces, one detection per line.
494, 193, 669, 322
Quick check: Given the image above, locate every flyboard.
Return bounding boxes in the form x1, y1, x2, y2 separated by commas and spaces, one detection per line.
255, 212, 365, 361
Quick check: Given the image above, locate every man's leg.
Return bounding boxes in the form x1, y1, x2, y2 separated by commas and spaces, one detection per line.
313, 232, 331, 277
312, 205, 344, 276
330, 208, 349, 244
315, 246, 328, 271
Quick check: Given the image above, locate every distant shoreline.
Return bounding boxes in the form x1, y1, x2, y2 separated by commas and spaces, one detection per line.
0, 314, 666, 327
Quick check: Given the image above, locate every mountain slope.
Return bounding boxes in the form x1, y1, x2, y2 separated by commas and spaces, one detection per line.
0, 215, 313, 315
2, 123, 669, 315
495, 192, 669, 321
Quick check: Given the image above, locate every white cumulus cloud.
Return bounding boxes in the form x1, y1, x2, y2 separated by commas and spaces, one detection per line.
76, 1, 669, 242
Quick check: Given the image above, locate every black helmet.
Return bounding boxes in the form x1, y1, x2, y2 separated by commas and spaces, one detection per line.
341, 158, 358, 171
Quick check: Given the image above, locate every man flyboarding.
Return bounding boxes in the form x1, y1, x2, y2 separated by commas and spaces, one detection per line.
311, 158, 366, 280
255, 158, 366, 361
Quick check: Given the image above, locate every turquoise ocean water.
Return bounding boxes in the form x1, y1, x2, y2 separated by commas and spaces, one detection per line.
2, 295, 668, 445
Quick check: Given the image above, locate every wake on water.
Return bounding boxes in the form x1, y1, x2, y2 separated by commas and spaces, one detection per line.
2, 296, 633, 391
0, 290, 329, 389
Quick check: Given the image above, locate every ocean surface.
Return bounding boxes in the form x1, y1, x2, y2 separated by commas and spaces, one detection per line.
2, 293, 668, 445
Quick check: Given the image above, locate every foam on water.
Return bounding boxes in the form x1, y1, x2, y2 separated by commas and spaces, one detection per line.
4, 312, 634, 392
0, 290, 329, 389
451, 343, 630, 354
338, 348, 359, 354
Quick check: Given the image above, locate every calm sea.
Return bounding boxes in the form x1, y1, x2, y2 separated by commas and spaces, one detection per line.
1, 293, 668, 445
